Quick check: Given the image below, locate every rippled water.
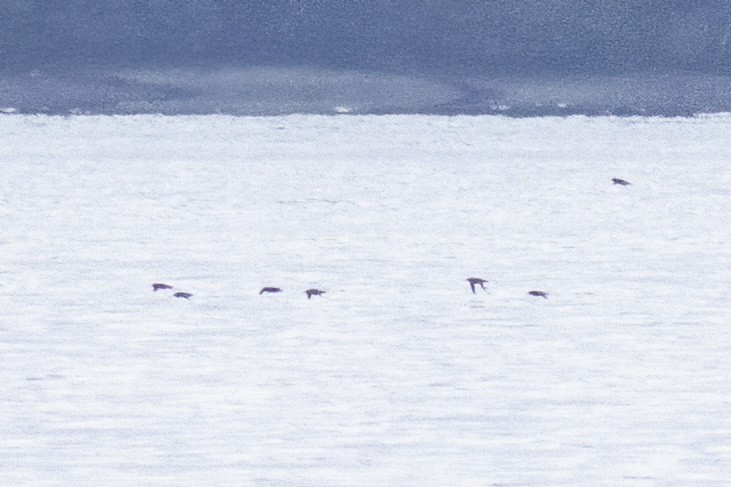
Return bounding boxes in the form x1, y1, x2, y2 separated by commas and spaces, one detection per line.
1, 114, 729, 485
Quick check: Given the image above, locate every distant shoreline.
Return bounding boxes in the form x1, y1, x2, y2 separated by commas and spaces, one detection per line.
2, 67, 731, 118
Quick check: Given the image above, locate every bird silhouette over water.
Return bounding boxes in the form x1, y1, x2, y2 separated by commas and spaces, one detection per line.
259, 287, 282, 295
612, 178, 631, 186
152, 283, 173, 292
466, 277, 488, 294
174, 292, 192, 299
528, 291, 549, 299
305, 289, 326, 299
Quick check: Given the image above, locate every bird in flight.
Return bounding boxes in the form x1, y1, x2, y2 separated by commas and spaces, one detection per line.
174, 292, 193, 299
259, 287, 282, 295
466, 277, 488, 294
612, 178, 631, 186
305, 289, 326, 299
528, 291, 549, 299
152, 283, 173, 292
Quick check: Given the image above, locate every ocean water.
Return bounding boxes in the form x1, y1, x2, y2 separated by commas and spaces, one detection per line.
1, 114, 729, 485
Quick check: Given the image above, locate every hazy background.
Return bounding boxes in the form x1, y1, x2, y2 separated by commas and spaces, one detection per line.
2, 1, 731, 115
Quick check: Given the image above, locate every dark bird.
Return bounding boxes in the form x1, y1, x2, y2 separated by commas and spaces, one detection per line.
174, 292, 192, 299
305, 289, 326, 299
259, 287, 282, 295
612, 178, 631, 186
528, 291, 549, 299
152, 283, 173, 292
466, 277, 488, 294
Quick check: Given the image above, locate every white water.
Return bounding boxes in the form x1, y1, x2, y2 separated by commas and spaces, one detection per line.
1, 114, 729, 485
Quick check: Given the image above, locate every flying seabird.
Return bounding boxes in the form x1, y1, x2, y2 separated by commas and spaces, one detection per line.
528, 291, 549, 299
152, 283, 173, 292
305, 289, 326, 299
612, 178, 631, 186
174, 292, 193, 299
466, 277, 488, 294
259, 287, 282, 295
